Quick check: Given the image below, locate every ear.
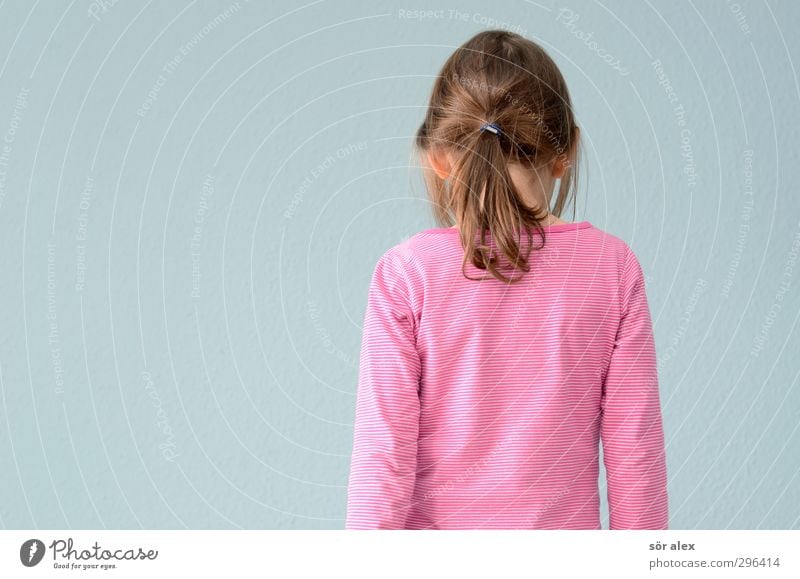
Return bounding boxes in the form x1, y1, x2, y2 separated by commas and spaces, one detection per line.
550, 126, 579, 179
427, 149, 452, 180
551, 154, 570, 179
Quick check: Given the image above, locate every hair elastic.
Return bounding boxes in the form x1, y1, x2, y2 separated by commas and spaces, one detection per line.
479, 122, 502, 136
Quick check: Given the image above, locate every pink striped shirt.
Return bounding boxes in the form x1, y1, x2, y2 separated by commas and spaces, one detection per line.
345, 221, 668, 530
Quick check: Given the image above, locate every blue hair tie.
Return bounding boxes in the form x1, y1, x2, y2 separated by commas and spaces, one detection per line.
480, 122, 502, 136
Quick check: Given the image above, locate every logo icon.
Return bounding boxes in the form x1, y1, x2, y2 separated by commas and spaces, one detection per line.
20, 539, 45, 567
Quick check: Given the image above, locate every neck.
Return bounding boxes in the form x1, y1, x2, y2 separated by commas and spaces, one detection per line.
449, 214, 567, 229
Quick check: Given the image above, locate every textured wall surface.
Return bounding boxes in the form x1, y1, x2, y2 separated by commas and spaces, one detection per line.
0, 0, 798, 529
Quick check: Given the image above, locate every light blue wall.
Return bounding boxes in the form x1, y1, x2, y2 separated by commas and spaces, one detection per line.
0, 0, 798, 529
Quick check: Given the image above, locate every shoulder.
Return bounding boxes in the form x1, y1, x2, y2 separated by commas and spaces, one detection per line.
375, 228, 450, 270
368, 230, 447, 307
589, 228, 651, 316
583, 224, 631, 258
580, 226, 649, 313
367, 232, 428, 290
584, 224, 643, 274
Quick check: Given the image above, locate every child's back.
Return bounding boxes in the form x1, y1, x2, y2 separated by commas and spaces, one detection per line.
346, 222, 667, 529
345, 29, 668, 530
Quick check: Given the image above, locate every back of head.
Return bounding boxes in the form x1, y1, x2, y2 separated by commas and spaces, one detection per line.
415, 29, 581, 284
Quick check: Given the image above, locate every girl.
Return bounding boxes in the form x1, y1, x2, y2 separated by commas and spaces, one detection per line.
346, 30, 668, 530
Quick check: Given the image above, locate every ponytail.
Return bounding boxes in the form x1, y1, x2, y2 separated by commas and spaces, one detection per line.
448, 123, 547, 283
416, 29, 580, 284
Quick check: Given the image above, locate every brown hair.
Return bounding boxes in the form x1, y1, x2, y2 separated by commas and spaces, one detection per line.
415, 29, 581, 283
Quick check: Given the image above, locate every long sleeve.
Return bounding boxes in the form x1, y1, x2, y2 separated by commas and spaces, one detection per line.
345, 250, 422, 529
600, 246, 669, 529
